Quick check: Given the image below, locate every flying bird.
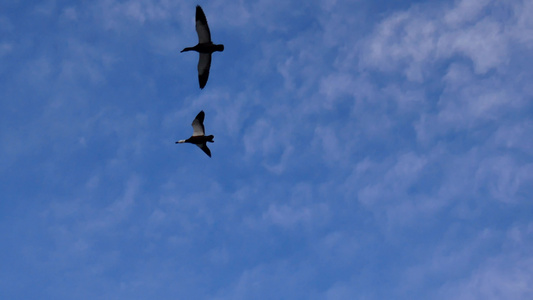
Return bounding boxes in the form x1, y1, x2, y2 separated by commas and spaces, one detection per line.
176, 110, 214, 157
181, 5, 224, 89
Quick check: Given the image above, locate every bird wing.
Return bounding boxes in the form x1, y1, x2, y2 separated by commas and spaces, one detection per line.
195, 5, 211, 43
191, 111, 206, 136
196, 143, 212, 157
198, 53, 211, 89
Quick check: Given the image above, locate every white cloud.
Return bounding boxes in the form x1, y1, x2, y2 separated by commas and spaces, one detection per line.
493, 121, 533, 154
95, 0, 180, 29
2, 0, 532, 298
510, 0, 533, 47
444, 0, 491, 26
361, 0, 532, 80
0, 42, 12, 57
475, 156, 533, 203
436, 224, 533, 300
438, 18, 508, 74
61, 7, 78, 21
58, 39, 118, 85
213, 261, 318, 300
362, 10, 437, 79
357, 152, 427, 205
262, 204, 313, 228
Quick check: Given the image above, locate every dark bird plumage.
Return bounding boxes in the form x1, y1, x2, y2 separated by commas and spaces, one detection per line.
176, 110, 214, 157
181, 5, 224, 89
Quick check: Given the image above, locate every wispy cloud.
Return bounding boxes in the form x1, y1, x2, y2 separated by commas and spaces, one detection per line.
1, 0, 532, 299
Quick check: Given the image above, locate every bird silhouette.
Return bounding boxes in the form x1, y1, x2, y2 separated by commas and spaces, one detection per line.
176, 110, 214, 157
181, 5, 224, 89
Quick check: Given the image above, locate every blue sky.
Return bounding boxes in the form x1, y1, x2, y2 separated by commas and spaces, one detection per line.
1, 0, 532, 299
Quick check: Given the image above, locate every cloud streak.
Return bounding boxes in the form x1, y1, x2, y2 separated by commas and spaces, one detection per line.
1, 0, 532, 299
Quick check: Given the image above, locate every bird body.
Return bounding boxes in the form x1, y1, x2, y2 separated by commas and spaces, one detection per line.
181, 5, 224, 89
177, 135, 214, 145
176, 111, 214, 157
181, 43, 224, 54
